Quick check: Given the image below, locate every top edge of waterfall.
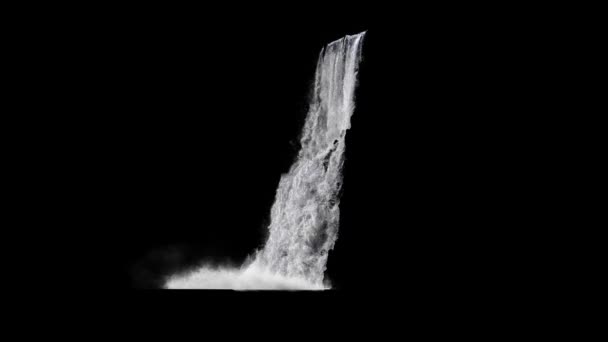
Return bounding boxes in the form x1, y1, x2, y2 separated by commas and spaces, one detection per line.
326, 30, 367, 46
348, 30, 367, 37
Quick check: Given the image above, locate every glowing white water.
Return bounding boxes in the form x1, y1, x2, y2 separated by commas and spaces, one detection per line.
166, 31, 366, 290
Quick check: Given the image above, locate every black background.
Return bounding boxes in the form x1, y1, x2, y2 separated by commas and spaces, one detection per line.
41, 6, 566, 320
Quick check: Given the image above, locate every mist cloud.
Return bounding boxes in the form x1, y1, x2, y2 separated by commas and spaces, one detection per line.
165, 263, 328, 290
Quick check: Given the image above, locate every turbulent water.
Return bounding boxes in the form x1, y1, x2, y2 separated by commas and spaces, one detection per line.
166, 31, 366, 290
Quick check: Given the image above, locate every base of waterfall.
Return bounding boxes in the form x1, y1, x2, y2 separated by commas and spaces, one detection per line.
164, 262, 329, 290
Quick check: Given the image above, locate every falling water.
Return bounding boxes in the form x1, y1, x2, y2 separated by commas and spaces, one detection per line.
252, 31, 366, 286
166, 31, 366, 289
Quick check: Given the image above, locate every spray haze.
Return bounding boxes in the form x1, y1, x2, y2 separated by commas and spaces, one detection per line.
165, 31, 366, 290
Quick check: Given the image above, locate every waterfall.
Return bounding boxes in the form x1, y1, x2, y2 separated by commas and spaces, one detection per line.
166, 31, 366, 290
252, 31, 366, 286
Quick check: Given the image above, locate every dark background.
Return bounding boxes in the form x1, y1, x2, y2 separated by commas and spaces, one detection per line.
7, 3, 588, 332
49, 8, 560, 307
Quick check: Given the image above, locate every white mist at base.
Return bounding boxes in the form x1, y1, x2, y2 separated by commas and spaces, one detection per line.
165, 261, 327, 290
165, 31, 366, 290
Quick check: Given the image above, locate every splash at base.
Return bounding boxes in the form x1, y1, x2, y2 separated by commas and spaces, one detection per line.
165, 262, 328, 290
